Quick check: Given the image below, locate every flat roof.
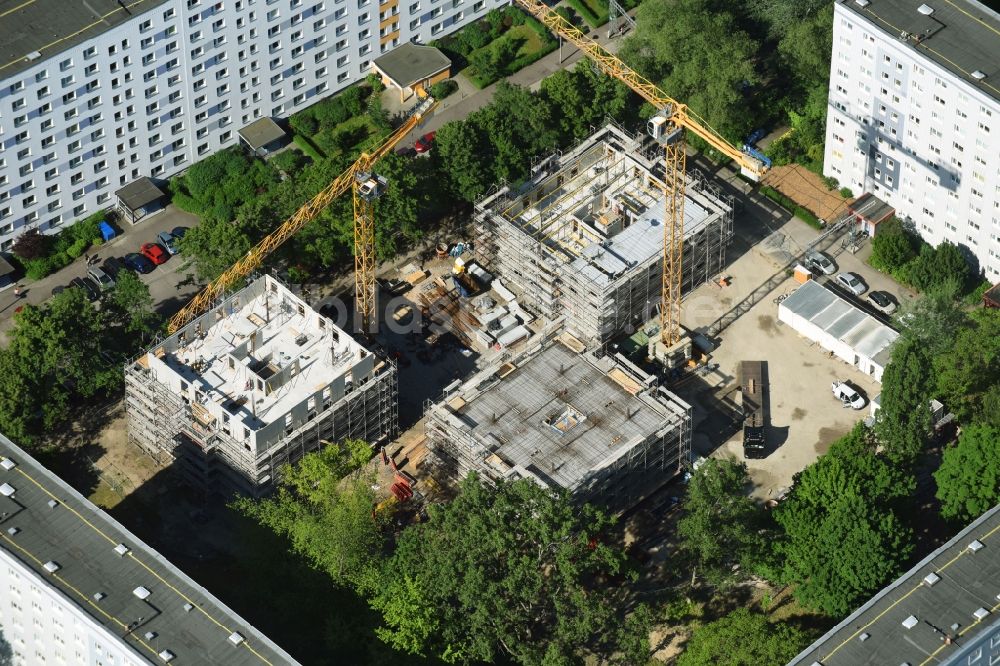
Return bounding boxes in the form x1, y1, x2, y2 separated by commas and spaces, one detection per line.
150, 276, 369, 430
238, 117, 286, 152
848, 192, 895, 224
780, 280, 899, 361
115, 177, 166, 213
0, 0, 169, 80
373, 43, 450, 88
838, 0, 1000, 103
0, 433, 299, 665
788, 503, 1000, 666
443, 338, 688, 491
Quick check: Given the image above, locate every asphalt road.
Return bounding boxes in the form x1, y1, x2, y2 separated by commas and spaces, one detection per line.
0, 206, 202, 339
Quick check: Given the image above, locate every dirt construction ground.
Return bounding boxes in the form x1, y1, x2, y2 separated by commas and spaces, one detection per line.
764, 164, 853, 222
675, 212, 898, 500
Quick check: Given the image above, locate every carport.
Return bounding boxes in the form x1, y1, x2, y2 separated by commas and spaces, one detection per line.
115, 178, 166, 225
778, 280, 898, 382
238, 117, 287, 157
0, 255, 15, 289
372, 43, 451, 103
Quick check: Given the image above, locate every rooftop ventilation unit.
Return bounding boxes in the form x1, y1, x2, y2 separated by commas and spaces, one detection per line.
902, 615, 919, 629
855, 0, 870, 6
183, 603, 194, 612
918, 4, 934, 14
133, 586, 152, 600
47, 499, 58, 509
859, 632, 870, 641
144, 631, 157, 641
114, 543, 130, 557
923, 572, 941, 587
968, 539, 985, 553
0, 483, 14, 497
974, 608, 989, 621
229, 632, 246, 645
971, 71, 986, 80
93, 592, 106, 601
1, 458, 16, 470
6, 527, 19, 536
43, 561, 61, 573
158, 650, 175, 663
24, 51, 41, 62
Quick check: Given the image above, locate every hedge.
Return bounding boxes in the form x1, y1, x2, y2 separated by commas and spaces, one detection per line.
760, 186, 824, 230
293, 134, 326, 161
565, 0, 608, 28
15, 209, 108, 280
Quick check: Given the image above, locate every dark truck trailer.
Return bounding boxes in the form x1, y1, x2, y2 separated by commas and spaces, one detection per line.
739, 361, 767, 459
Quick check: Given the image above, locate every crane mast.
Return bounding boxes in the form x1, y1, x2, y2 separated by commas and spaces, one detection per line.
167, 102, 436, 335
514, 0, 767, 348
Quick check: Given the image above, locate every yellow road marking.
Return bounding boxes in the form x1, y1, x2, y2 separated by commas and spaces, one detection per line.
7, 465, 274, 664
820, 521, 1000, 663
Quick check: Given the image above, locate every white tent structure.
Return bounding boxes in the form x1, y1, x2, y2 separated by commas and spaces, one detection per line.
778, 280, 898, 383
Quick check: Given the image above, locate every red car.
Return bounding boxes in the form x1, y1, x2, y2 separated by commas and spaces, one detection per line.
414, 131, 436, 154
140, 242, 169, 265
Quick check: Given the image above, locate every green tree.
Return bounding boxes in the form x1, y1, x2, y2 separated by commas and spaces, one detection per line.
906, 241, 971, 292
677, 457, 771, 587
108, 271, 157, 335
774, 426, 915, 616
776, 4, 833, 90
614, 604, 654, 666
541, 65, 631, 144
170, 149, 277, 223
870, 218, 919, 275
474, 82, 558, 184
932, 309, 1000, 422
676, 608, 811, 666
234, 439, 382, 587
365, 474, 632, 665
747, 0, 831, 37
177, 216, 253, 282
432, 119, 495, 202
876, 337, 935, 465
934, 425, 1000, 523
620, 0, 759, 142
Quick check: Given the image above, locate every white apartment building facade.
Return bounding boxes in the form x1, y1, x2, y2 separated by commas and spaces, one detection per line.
0, 0, 503, 252
823, 0, 1000, 277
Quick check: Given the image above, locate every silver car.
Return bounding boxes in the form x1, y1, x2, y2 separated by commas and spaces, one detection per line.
806, 251, 836, 275
836, 272, 867, 296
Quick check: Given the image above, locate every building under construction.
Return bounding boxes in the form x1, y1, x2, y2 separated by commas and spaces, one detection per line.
125, 275, 397, 496
475, 122, 735, 349
423, 325, 692, 512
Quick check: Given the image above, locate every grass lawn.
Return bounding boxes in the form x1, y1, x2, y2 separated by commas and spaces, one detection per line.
565, 0, 609, 28
312, 114, 379, 157
460, 23, 558, 88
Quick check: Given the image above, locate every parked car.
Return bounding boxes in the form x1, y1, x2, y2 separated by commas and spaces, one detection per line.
867, 290, 897, 315
140, 242, 169, 265
70, 276, 100, 302
836, 271, 867, 296
157, 230, 180, 255
51, 285, 65, 298
805, 250, 836, 275
88, 266, 115, 291
414, 131, 436, 154
395, 146, 416, 158
170, 226, 189, 240
123, 252, 155, 274
831, 381, 866, 410
102, 256, 125, 279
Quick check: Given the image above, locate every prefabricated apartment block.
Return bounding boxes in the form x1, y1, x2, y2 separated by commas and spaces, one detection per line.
125, 275, 397, 496
424, 327, 692, 511
475, 122, 735, 349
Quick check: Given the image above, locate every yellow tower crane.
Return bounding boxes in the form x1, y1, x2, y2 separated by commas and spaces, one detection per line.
514, 0, 768, 353
167, 102, 437, 335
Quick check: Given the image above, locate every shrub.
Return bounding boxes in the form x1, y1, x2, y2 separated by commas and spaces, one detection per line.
429, 79, 459, 99
760, 186, 823, 229
290, 112, 319, 137
11, 229, 50, 260
271, 150, 308, 175
65, 238, 90, 260
365, 72, 386, 94
839, 186, 854, 199
870, 218, 918, 274
820, 175, 839, 190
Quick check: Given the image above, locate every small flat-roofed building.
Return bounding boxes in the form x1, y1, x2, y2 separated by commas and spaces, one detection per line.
788, 503, 1000, 666
125, 275, 397, 496
372, 43, 451, 102
238, 117, 288, 157
424, 326, 692, 512
846, 192, 895, 239
114, 178, 167, 226
0, 432, 299, 665
778, 280, 898, 382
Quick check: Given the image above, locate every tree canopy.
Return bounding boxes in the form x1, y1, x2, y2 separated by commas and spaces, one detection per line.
775, 425, 915, 616
875, 337, 935, 465
365, 474, 633, 665
677, 457, 772, 587
233, 439, 383, 589
676, 608, 811, 666
934, 425, 1000, 523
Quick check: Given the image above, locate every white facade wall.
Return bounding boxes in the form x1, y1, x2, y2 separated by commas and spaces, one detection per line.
777, 303, 889, 382
0, 548, 146, 666
824, 1, 1000, 278
0, 0, 505, 250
